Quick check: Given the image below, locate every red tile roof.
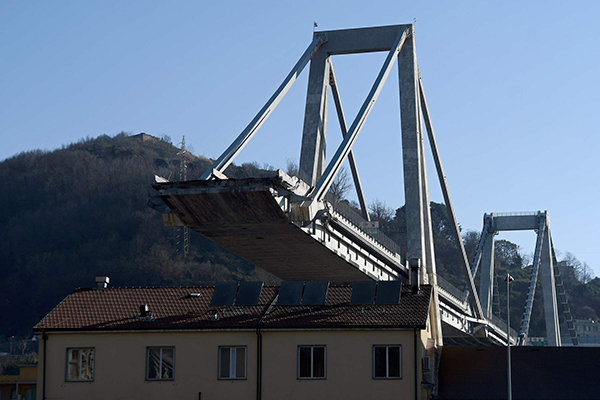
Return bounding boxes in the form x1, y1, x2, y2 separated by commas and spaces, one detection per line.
34, 284, 431, 332
262, 284, 431, 329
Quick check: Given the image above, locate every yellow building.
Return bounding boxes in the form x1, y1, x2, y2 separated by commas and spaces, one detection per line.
0, 364, 36, 400
34, 281, 436, 400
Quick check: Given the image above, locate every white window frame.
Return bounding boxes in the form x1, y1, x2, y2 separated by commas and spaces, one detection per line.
372, 345, 402, 379
297, 345, 327, 380
218, 346, 247, 380
146, 347, 175, 381
65, 347, 95, 382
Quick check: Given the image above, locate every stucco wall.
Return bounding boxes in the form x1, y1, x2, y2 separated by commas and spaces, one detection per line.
37, 329, 427, 400
37, 331, 257, 400
261, 329, 420, 400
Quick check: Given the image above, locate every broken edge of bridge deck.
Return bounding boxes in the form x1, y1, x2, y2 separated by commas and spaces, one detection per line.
154, 170, 407, 282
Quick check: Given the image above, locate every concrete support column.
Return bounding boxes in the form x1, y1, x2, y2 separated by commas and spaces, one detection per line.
298, 50, 330, 186
541, 229, 561, 346
398, 26, 428, 284
418, 111, 436, 283
479, 232, 496, 318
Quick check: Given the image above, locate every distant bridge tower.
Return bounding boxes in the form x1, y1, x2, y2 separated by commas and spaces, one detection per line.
154, 24, 558, 347
469, 211, 578, 346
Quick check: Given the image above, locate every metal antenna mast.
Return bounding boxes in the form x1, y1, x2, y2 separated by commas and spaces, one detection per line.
178, 136, 190, 256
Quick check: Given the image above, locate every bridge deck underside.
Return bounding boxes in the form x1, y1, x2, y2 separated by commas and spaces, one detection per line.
160, 189, 371, 282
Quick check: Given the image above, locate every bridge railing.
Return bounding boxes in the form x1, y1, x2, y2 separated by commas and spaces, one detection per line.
494, 211, 538, 217
437, 275, 519, 339
436, 275, 468, 303
325, 196, 405, 259
490, 313, 519, 339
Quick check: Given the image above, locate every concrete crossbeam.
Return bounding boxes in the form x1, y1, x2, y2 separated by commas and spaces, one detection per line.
492, 215, 539, 231
317, 24, 411, 55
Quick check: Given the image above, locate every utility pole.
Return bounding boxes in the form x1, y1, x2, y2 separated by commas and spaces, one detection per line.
505, 273, 515, 400
178, 136, 190, 256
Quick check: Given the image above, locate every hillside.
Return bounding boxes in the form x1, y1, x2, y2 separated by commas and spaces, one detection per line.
0, 132, 597, 340
0, 133, 277, 336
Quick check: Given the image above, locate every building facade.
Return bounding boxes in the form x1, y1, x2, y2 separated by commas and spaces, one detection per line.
0, 365, 36, 400
34, 282, 436, 400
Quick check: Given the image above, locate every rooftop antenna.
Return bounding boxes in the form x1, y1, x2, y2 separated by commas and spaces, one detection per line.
177, 135, 190, 256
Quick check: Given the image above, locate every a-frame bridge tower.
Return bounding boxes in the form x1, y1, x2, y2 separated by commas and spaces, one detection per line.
153, 24, 571, 347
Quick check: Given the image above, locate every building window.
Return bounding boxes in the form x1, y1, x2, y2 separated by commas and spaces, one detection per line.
218, 346, 247, 379
297, 346, 326, 379
373, 345, 401, 379
594, 326, 598, 332
585, 325, 590, 332
146, 347, 174, 380
66, 348, 94, 381
576, 325, 580, 331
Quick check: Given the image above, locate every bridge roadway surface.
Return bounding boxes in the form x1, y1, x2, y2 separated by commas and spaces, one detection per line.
155, 172, 515, 345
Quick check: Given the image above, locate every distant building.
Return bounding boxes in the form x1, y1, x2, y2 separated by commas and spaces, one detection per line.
527, 319, 600, 347
0, 364, 37, 400
573, 318, 600, 336
33, 281, 436, 400
567, 318, 600, 346
129, 132, 158, 142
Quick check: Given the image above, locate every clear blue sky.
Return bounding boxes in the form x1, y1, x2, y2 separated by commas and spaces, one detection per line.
2, 1, 599, 276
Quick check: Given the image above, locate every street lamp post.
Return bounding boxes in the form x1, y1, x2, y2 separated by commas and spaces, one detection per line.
505, 273, 515, 400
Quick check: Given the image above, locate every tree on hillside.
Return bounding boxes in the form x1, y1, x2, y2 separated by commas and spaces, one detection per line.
0, 133, 278, 337
329, 166, 352, 203
285, 158, 298, 177
369, 198, 394, 222
562, 252, 595, 284
494, 240, 525, 269
462, 230, 480, 262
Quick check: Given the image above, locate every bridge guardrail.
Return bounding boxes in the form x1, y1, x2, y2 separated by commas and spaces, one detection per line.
436, 275, 468, 303
494, 211, 538, 217
325, 196, 405, 260
437, 275, 519, 339
490, 314, 519, 339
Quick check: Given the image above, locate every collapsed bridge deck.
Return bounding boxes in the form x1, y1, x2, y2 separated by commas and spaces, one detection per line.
154, 171, 407, 282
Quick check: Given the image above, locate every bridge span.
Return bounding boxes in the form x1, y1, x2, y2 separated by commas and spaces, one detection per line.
155, 171, 516, 346
153, 24, 571, 348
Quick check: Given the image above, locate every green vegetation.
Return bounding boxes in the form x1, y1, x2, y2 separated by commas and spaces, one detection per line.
366, 200, 598, 336
0, 132, 596, 340
0, 133, 276, 337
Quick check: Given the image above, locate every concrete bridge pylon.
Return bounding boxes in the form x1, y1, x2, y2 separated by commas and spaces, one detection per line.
469, 212, 577, 346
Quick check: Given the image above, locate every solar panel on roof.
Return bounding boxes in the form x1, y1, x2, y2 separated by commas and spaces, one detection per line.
210, 282, 239, 306
277, 281, 304, 305
301, 281, 329, 306
235, 281, 263, 306
350, 281, 377, 305
375, 281, 402, 304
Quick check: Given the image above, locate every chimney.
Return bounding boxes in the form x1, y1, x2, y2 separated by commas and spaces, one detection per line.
139, 304, 152, 319
409, 258, 420, 294
95, 276, 110, 289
